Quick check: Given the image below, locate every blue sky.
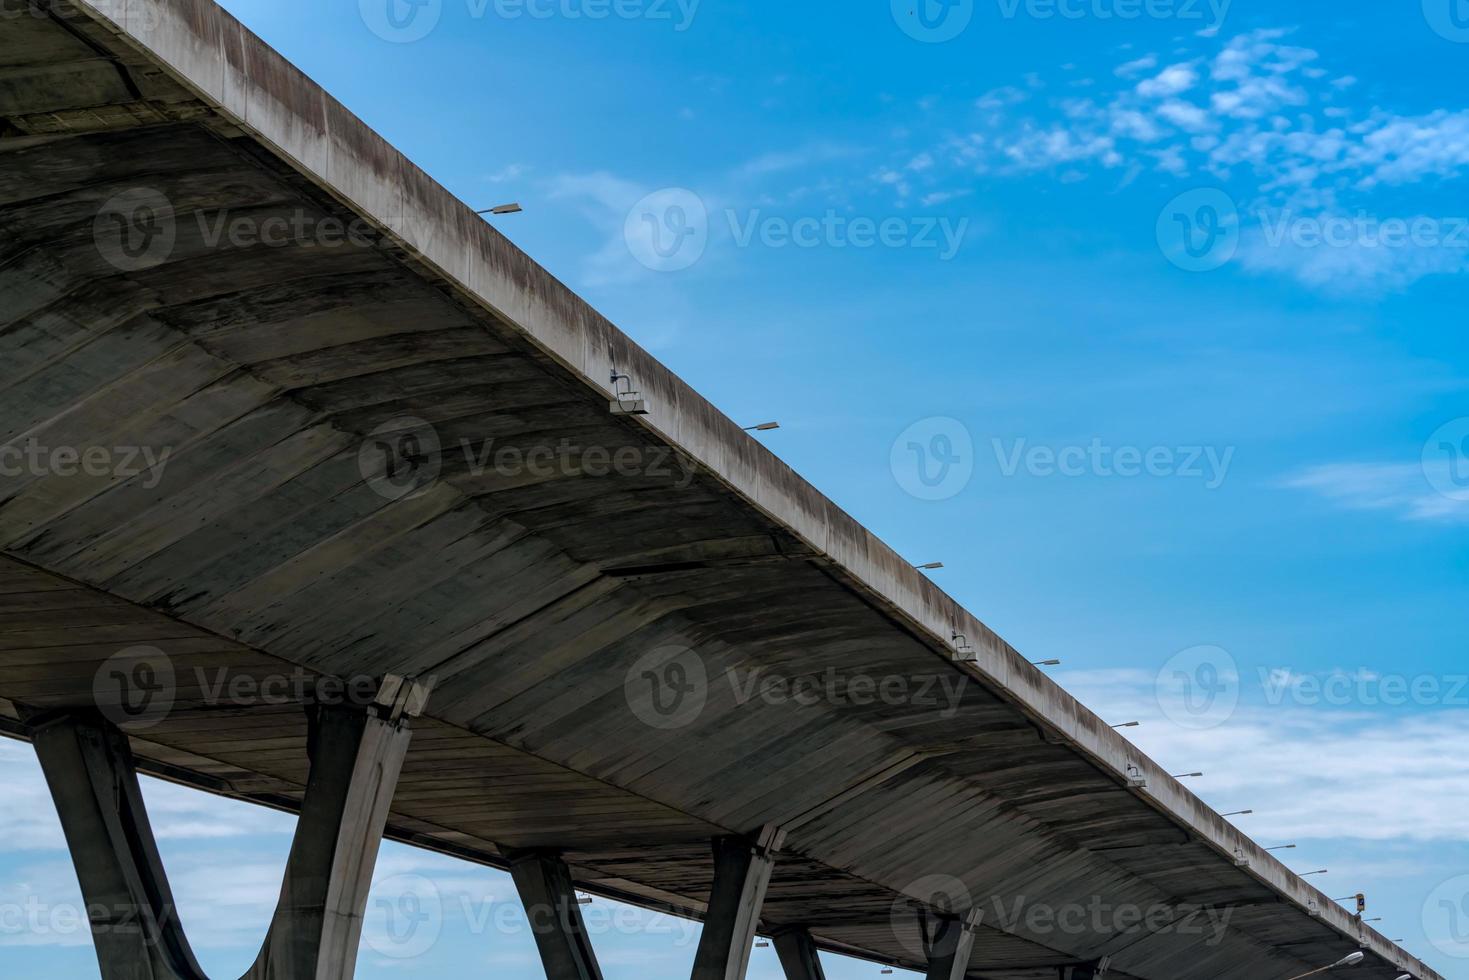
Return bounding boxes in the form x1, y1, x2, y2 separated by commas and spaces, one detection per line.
4, 0, 1469, 976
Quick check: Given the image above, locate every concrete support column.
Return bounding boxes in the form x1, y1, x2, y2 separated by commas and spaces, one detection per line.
504, 850, 604, 980
27, 708, 210, 980
247, 678, 426, 979
690, 825, 784, 980
921, 911, 980, 980
771, 928, 827, 980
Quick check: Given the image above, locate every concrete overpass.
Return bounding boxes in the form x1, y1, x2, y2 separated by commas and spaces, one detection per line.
0, 1, 1441, 978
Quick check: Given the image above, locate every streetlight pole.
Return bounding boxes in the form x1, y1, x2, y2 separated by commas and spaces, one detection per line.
1284, 952, 1365, 980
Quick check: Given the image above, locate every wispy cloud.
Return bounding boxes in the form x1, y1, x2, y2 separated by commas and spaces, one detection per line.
1279, 462, 1469, 524
873, 27, 1469, 295
1057, 668, 1469, 843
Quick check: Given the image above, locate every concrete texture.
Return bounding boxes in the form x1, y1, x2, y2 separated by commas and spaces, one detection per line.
0, 1, 1440, 978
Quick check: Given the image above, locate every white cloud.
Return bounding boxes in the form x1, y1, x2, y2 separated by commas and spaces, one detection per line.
1137, 63, 1200, 99
1115, 54, 1159, 78
1278, 462, 1469, 524
1056, 668, 1469, 843
1156, 100, 1214, 133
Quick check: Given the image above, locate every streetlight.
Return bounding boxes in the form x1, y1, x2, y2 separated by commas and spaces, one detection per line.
1283, 952, 1365, 979
1112, 721, 1141, 729
1266, 845, 1297, 852
1032, 659, 1062, 667
1222, 809, 1253, 817
476, 203, 523, 215
743, 422, 781, 432
1300, 870, 1329, 878
1173, 772, 1204, 780
914, 562, 944, 571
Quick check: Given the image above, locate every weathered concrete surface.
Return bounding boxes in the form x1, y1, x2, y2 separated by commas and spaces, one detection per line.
0, 1, 1439, 978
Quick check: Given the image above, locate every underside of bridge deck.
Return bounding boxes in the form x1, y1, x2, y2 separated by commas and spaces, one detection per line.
0, 2, 1438, 979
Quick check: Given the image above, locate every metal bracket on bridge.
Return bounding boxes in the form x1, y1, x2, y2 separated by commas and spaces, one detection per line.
24, 674, 430, 980
691, 824, 786, 980
504, 849, 606, 980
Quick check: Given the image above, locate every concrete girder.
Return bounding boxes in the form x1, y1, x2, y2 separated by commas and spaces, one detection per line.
505, 850, 605, 980
690, 826, 785, 980
25, 677, 427, 980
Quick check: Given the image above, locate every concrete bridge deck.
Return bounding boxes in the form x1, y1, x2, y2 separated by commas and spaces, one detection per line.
0, 1, 1439, 978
